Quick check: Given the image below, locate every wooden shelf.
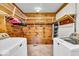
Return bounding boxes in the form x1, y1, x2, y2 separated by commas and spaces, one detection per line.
15, 7, 27, 19
58, 14, 75, 25
0, 3, 27, 19
0, 4, 12, 15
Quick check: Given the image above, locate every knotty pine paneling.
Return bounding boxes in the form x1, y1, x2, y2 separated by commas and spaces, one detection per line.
25, 13, 56, 24
23, 24, 52, 44
6, 13, 54, 44
0, 15, 7, 32
6, 22, 24, 37
24, 13, 55, 44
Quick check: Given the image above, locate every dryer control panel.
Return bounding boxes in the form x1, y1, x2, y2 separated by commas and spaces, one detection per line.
0, 33, 10, 40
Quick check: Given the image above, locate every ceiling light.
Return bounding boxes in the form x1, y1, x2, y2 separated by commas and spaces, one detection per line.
34, 7, 42, 12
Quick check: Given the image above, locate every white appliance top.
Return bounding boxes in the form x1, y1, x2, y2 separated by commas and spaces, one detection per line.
0, 37, 26, 55
0, 33, 27, 55
54, 38, 79, 51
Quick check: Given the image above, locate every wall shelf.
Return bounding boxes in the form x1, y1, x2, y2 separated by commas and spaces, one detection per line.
0, 3, 27, 19
58, 14, 75, 25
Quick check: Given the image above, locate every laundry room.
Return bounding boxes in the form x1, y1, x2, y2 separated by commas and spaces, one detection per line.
0, 3, 79, 56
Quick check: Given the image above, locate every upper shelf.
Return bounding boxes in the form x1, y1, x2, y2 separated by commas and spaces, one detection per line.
58, 14, 75, 22
54, 14, 75, 25
0, 10, 8, 15
0, 3, 27, 19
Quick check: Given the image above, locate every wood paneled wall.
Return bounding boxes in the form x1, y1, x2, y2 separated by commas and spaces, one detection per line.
25, 13, 56, 24
0, 3, 26, 37
0, 3, 55, 44
23, 24, 52, 44
23, 13, 55, 44
6, 22, 24, 37
0, 15, 7, 32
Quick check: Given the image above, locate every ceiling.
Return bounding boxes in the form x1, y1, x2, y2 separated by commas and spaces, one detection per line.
15, 3, 64, 13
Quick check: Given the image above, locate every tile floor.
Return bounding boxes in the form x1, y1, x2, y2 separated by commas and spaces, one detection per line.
27, 44, 53, 56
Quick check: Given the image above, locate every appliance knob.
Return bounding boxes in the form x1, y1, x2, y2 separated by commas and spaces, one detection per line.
19, 44, 22, 47
57, 43, 60, 45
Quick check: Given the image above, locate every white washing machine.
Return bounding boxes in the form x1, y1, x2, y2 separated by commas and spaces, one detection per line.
0, 33, 27, 56
54, 38, 79, 56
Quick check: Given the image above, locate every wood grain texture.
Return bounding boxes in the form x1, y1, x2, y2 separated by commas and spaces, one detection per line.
0, 3, 26, 19
6, 22, 24, 37
23, 25, 53, 44
0, 4, 54, 45
23, 13, 54, 44
0, 15, 7, 32
25, 13, 55, 24
58, 14, 75, 25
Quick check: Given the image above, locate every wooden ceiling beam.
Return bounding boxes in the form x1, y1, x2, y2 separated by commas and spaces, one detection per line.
12, 3, 24, 14
56, 3, 68, 14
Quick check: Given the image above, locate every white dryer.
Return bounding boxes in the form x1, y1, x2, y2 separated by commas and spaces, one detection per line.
0, 33, 27, 56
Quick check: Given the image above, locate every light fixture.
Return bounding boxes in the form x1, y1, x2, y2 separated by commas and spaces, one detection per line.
34, 7, 42, 12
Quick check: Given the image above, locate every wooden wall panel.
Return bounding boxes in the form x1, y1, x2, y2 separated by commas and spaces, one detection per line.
0, 9, 54, 44
23, 13, 55, 44
6, 22, 24, 37
25, 13, 56, 17
0, 3, 26, 37
0, 15, 7, 32
23, 24, 52, 44
25, 13, 55, 24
